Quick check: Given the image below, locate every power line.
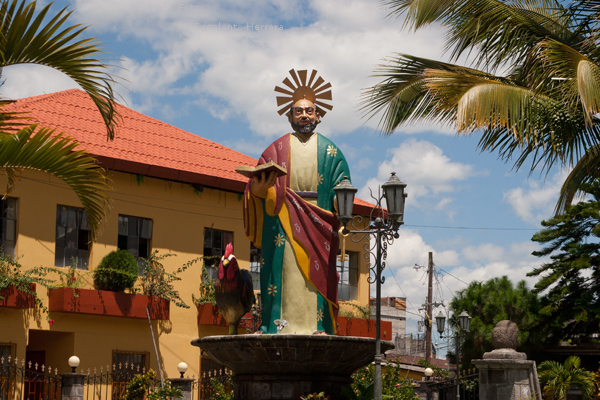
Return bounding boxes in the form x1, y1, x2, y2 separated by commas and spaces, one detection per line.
437, 267, 470, 286
386, 264, 422, 318
405, 224, 538, 231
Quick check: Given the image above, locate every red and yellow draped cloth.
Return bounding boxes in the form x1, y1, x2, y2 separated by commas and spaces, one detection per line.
243, 133, 351, 334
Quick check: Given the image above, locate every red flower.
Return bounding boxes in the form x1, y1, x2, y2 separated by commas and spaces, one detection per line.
49, 320, 54, 325
72, 276, 77, 281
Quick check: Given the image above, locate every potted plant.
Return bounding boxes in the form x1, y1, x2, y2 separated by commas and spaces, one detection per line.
0, 254, 52, 312
49, 250, 199, 320
193, 258, 226, 326
49, 250, 153, 319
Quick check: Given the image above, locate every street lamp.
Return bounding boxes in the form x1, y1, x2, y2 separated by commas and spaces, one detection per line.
177, 362, 188, 379
432, 310, 471, 400
68, 356, 80, 373
436, 311, 446, 337
334, 172, 407, 400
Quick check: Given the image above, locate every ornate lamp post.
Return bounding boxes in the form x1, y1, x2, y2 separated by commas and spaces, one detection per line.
435, 310, 471, 400
334, 172, 407, 400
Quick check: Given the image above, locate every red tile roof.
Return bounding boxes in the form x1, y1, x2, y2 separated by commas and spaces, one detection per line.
4, 89, 255, 192
5, 89, 376, 214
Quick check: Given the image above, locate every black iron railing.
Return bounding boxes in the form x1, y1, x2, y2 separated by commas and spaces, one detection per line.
0, 356, 61, 400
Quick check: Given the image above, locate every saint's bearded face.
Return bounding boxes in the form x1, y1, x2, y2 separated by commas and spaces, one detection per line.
289, 99, 320, 135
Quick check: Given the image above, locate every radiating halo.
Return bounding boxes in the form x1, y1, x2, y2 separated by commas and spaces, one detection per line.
274, 69, 333, 117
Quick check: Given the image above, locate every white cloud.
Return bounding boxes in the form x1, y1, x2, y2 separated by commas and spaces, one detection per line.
359, 139, 484, 214
375, 228, 543, 334
503, 169, 570, 224
0, 0, 453, 140
1, 64, 80, 99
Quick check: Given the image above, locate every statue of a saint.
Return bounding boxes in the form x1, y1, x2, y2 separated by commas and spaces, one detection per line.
243, 69, 351, 334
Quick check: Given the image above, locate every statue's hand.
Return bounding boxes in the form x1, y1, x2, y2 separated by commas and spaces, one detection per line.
251, 171, 277, 198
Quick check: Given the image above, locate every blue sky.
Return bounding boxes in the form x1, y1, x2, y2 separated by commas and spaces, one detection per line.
3, 0, 564, 349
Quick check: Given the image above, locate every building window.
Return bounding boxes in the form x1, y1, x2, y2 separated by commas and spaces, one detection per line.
118, 215, 153, 273
203, 228, 233, 281
55, 205, 90, 269
112, 350, 149, 372
337, 251, 359, 301
0, 198, 17, 257
0, 343, 15, 365
112, 351, 149, 400
249, 243, 261, 291
0, 343, 16, 400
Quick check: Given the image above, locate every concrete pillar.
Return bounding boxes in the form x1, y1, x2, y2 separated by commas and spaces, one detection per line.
473, 359, 542, 400
171, 378, 194, 400
61, 373, 87, 400
472, 321, 542, 400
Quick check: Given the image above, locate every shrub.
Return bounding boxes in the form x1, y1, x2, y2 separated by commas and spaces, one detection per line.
93, 250, 138, 292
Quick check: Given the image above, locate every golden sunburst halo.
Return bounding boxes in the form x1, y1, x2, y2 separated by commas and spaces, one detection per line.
274, 69, 333, 117
275, 233, 285, 247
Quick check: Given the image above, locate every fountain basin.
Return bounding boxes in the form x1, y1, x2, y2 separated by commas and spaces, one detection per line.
192, 334, 394, 399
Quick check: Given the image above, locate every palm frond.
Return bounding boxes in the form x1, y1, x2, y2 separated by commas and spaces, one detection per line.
362, 54, 600, 174
0, 0, 119, 139
382, 0, 459, 30
361, 54, 500, 133
0, 124, 110, 238
528, 38, 600, 124
556, 144, 600, 212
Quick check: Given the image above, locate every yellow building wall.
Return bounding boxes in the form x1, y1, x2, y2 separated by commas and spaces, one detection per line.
0, 168, 371, 379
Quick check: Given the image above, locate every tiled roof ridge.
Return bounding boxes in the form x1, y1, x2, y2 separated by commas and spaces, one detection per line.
9, 89, 82, 105
13, 89, 244, 155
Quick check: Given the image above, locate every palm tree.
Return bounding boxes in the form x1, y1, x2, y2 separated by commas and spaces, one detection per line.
538, 356, 596, 399
361, 0, 600, 213
0, 0, 119, 237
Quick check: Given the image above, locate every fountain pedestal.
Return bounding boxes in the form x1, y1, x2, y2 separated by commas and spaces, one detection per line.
192, 334, 394, 400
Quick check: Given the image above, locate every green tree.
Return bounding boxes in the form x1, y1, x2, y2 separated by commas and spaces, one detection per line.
538, 356, 597, 400
0, 0, 119, 237
361, 0, 600, 212
449, 276, 544, 367
529, 181, 600, 343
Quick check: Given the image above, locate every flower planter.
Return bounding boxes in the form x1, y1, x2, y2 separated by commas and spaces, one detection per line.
0, 284, 36, 308
48, 287, 169, 320
197, 302, 227, 326
197, 302, 254, 328
337, 316, 392, 340
197, 304, 391, 338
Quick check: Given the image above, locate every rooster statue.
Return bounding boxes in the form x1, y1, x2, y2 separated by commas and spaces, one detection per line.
214, 243, 256, 335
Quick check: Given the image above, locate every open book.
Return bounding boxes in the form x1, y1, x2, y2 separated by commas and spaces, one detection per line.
235, 161, 287, 179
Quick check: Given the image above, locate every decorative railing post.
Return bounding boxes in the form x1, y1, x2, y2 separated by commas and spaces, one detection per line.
171, 378, 194, 400
61, 373, 87, 400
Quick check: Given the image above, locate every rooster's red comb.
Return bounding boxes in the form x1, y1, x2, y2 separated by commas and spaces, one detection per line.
224, 242, 233, 258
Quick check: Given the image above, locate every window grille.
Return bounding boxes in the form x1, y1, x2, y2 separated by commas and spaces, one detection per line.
203, 228, 233, 281
0, 198, 17, 257
249, 243, 261, 291
118, 215, 153, 274
337, 251, 359, 301
55, 205, 90, 269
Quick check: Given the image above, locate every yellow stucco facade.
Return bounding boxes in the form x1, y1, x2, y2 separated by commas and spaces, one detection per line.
0, 167, 372, 380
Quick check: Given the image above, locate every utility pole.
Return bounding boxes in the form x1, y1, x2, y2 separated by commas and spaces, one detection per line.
425, 252, 433, 362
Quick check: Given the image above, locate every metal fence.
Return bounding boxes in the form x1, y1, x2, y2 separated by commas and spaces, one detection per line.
0, 356, 61, 400
427, 372, 479, 400
81, 362, 233, 400
0, 355, 235, 400
83, 363, 147, 400
193, 368, 233, 400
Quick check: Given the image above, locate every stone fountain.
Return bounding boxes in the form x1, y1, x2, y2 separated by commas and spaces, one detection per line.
192, 334, 394, 400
